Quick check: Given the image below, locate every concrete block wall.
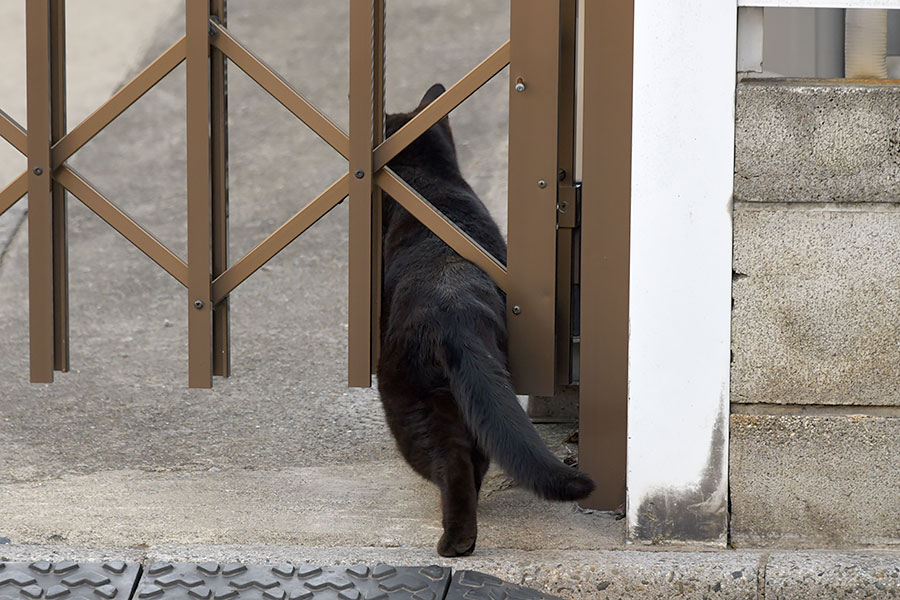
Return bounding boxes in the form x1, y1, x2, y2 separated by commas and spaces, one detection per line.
731, 80, 900, 548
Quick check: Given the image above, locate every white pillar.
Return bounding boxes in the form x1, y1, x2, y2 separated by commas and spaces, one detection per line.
626, 0, 736, 544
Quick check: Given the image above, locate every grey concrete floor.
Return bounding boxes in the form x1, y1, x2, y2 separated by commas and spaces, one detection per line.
0, 0, 621, 555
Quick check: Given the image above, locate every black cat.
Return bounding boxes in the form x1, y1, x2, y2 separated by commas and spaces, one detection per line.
377, 84, 595, 557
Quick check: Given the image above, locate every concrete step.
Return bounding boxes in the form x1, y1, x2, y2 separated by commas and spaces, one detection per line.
2, 545, 900, 600
732, 79, 900, 549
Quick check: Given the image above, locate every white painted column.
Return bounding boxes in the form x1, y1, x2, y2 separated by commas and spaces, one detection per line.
626, 0, 736, 544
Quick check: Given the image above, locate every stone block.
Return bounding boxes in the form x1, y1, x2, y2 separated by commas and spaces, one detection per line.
735, 80, 900, 203
732, 204, 900, 406
730, 414, 900, 548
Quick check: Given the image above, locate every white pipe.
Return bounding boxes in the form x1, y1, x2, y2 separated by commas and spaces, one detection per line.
845, 8, 888, 78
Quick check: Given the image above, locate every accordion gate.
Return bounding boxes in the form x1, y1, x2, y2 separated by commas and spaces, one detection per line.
0, 1, 632, 511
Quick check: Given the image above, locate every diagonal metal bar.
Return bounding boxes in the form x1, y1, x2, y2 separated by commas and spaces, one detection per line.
0, 171, 28, 217
56, 166, 188, 287
373, 40, 510, 171
51, 36, 186, 168
376, 168, 508, 291
210, 21, 350, 160
211, 173, 349, 304
0, 108, 27, 154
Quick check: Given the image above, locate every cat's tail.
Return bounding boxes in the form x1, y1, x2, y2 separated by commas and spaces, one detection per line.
440, 332, 595, 502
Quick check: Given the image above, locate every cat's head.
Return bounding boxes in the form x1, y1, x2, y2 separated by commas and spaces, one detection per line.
385, 83, 459, 170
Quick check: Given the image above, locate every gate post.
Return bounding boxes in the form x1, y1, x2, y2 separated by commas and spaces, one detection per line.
579, 0, 634, 510
507, 1, 561, 396
25, 0, 55, 383
186, 0, 213, 388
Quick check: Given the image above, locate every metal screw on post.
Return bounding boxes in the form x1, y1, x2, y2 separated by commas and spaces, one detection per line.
193, 300, 204, 309
512, 305, 522, 315
538, 179, 547, 189
354, 169, 365, 179
33, 167, 43, 176
514, 77, 526, 92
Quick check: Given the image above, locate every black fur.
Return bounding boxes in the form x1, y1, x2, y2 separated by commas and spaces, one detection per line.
377, 84, 595, 557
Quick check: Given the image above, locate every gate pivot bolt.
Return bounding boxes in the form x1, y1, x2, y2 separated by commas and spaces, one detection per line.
354, 169, 365, 179
538, 179, 547, 189
514, 77, 526, 92
512, 305, 521, 315
557, 201, 568, 213
193, 300, 204, 309
33, 167, 43, 176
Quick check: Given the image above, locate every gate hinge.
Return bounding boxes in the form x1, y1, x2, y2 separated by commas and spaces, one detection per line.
557, 182, 581, 229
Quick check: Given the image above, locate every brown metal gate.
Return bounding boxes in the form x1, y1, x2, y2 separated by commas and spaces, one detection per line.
0, 0, 632, 511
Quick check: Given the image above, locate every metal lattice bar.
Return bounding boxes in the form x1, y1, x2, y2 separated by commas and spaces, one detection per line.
186, 1, 213, 388
0, 108, 28, 154
210, 0, 230, 377
373, 41, 510, 171
369, 0, 385, 375
376, 168, 508, 291
347, 0, 378, 388
0, 172, 28, 218
50, 0, 69, 372
25, 0, 55, 383
55, 166, 188, 287
51, 36, 186, 169
211, 174, 350, 304
210, 21, 350, 160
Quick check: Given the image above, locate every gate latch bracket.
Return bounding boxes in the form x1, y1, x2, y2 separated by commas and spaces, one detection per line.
557, 182, 581, 229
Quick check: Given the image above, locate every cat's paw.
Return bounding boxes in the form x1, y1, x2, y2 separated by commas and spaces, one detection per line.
436, 530, 477, 557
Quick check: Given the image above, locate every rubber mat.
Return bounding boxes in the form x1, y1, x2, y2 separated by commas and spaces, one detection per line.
135, 563, 450, 600
0, 560, 141, 600
0, 562, 559, 600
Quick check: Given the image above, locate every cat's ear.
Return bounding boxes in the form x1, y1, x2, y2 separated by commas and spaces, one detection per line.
417, 83, 446, 110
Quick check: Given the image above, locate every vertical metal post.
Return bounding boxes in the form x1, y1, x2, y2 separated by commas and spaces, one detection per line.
370, 0, 385, 375
348, 0, 376, 387
556, 0, 577, 386
50, 0, 69, 372
186, 0, 213, 388
507, 1, 561, 396
26, 0, 54, 383
579, 0, 633, 510
210, 0, 230, 377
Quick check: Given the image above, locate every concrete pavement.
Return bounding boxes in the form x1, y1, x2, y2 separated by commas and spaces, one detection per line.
0, 0, 617, 556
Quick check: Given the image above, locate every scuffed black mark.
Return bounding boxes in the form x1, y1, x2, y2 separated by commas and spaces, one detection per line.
633, 404, 728, 543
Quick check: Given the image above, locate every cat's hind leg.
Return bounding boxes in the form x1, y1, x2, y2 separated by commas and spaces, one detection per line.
435, 449, 479, 557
